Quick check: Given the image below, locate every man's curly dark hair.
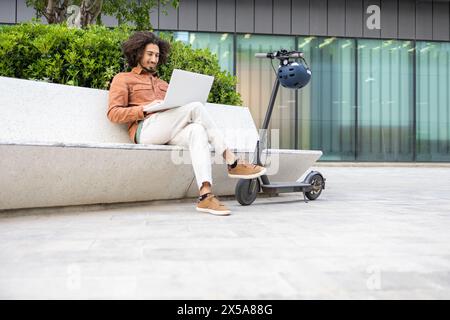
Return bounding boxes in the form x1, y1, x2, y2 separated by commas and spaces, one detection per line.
121, 31, 171, 68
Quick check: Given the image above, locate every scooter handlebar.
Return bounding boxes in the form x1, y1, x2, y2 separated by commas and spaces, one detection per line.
289, 52, 304, 58
254, 51, 304, 59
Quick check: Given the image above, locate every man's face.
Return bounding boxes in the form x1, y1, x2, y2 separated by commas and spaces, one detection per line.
139, 43, 160, 72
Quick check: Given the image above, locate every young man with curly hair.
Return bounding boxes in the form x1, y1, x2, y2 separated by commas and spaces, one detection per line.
107, 31, 266, 216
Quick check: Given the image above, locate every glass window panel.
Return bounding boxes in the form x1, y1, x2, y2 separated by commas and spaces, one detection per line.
173, 31, 234, 74
416, 42, 450, 161
236, 34, 296, 149
297, 37, 356, 161
357, 39, 414, 161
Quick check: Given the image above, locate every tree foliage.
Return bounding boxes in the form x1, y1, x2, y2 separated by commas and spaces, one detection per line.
25, 0, 179, 30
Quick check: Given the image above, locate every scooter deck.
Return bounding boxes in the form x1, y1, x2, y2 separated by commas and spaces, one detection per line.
261, 181, 312, 193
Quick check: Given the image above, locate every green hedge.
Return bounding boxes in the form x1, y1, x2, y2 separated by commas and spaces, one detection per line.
0, 22, 242, 105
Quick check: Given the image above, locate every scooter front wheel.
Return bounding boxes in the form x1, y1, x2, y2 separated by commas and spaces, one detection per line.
235, 178, 260, 206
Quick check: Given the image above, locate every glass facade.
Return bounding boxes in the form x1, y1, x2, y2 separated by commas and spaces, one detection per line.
357, 39, 414, 161
236, 34, 296, 149
173, 31, 234, 75
168, 30, 450, 162
296, 37, 356, 160
416, 42, 450, 161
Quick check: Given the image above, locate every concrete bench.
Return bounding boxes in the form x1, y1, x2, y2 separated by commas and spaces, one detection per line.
0, 76, 322, 210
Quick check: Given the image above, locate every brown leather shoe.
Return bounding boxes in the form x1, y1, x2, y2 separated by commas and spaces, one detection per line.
196, 194, 231, 216
227, 159, 267, 179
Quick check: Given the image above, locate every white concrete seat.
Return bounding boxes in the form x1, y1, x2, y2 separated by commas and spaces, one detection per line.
0, 76, 322, 210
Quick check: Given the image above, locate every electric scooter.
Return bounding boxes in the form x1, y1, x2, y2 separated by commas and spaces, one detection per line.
235, 50, 326, 205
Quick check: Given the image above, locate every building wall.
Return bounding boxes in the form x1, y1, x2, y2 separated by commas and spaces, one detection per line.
1, 0, 449, 41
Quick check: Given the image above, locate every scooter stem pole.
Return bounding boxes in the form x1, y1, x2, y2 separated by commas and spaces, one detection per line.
255, 78, 280, 167
261, 78, 280, 130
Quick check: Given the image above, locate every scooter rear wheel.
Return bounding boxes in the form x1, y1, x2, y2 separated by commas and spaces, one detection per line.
305, 173, 324, 200
235, 178, 259, 206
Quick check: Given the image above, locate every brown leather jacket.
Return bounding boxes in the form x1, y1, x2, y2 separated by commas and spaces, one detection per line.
107, 65, 169, 143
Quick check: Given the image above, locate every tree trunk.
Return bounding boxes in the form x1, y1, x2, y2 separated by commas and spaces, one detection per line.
44, 0, 69, 24
80, 0, 103, 28
44, 0, 55, 23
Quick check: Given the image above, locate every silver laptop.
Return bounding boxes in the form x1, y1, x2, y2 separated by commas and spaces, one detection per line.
143, 69, 214, 113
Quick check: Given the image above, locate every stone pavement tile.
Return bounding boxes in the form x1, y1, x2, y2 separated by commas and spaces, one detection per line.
1, 167, 450, 299
0, 276, 139, 300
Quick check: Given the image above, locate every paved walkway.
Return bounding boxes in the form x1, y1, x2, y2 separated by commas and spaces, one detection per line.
1, 166, 450, 299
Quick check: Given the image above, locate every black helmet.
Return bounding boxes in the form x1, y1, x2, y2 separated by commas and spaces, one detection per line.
278, 60, 311, 89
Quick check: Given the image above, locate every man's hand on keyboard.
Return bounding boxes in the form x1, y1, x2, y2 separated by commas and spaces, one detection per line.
143, 99, 163, 112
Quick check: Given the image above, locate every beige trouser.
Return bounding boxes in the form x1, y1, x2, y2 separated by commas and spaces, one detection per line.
138, 101, 229, 189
